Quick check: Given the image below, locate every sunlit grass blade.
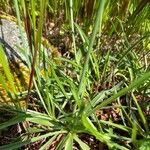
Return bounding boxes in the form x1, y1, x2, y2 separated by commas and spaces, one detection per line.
74, 134, 90, 150
131, 122, 137, 144
0, 44, 16, 95
65, 133, 73, 150
27, 0, 48, 101
82, 113, 110, 142
26, 116, 53, 127
56, 135, 68, 150
74, 23, 89, 44
39, 135, 58, 150
99, 120, 131, 132
69, 0, 76, 58
81, 113, 128, 150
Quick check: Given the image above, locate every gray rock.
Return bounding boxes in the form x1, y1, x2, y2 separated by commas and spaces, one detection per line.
0, 18, 28, 65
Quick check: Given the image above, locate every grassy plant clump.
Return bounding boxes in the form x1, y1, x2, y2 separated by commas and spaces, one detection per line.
0, 0, 150, 149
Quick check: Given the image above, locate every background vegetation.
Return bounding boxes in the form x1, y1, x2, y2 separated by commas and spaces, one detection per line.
0, 0, 150, 149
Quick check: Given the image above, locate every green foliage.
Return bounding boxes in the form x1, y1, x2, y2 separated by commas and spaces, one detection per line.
0, 0, 150, 149
0, 44, 16, 94
138, 138, 150, 150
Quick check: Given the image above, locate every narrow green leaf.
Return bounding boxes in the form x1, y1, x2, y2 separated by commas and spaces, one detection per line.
0, 131, 66, 150
67, 79, 81, 107
82, 113, 110, 143
56, 135, 68, 150
131, 92, 149, 133
0, 140, 30, 150
26, 117, 53, 127
74, 134, 90, 150
0, 115, 26, 130
82, 113, 129, 150
39, 135, 58, 150
51, 67, 68, 99
90, 71, 150, 115
131, 122, 137, 144
99, 120, 131, 132
74, 23, 89, 44
117, 36, 146, 65
70, 0, 76, 59
0, 44, 16, 94
78, 0, 106, 97
85, 82, 122, 113
65, 133, 73, 150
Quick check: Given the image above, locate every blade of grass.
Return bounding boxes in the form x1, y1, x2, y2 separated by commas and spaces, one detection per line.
74, 134, 90, 150
65, 133, 73, 150
0, 44, 16, 94
78, 0, 106, 97
82, 113, 128, 150
89, 71, 150, 115
75, 23, 100, 79
0, 131, 66, 150
56, 135, 68, 150
117, 35, 146, 66
14, 0, 30, 66
99, 120, 131, 132
39, 134, 58, 150
69, 0, 76, 59
67, 79, 81, 107
33, 79, 50, 116
131, 122, 137, 144
27, 0, 48, 102
0, 115, 26, 130
131, 92, 149, 133
51, 67, 68, 99
85, 82, 122, 113
82, 113, 110, 142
